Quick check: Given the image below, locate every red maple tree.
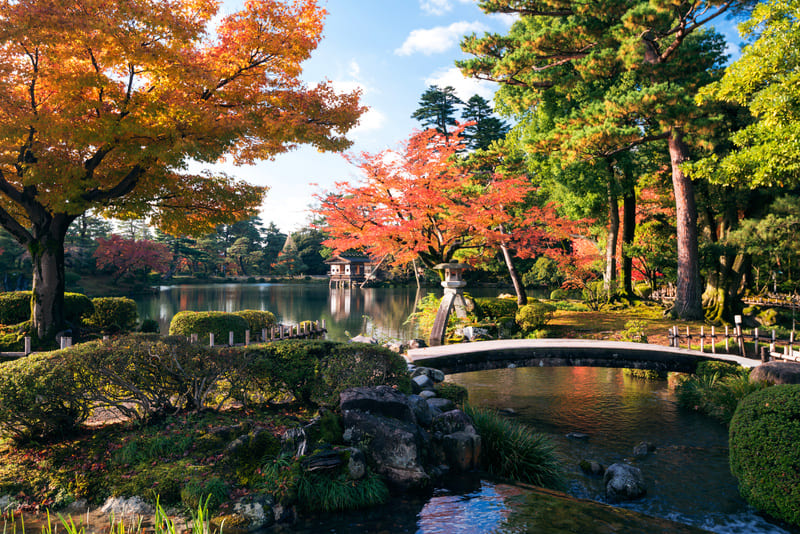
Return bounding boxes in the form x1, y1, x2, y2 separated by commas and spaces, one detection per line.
315, 128, 579, 281
94, 235, 174, 282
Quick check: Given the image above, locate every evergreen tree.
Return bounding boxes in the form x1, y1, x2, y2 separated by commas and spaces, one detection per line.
411, 85, 463, 135
459, 1, 743, 319
461, 95, 508, 149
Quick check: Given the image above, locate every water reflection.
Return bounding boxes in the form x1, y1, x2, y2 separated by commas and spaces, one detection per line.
134, 283, 498, 341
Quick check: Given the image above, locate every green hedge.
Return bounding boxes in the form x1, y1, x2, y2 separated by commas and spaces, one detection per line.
64, 292, 94, 324
0, 351, 89, 441
0, 292, 31, 325
168, 311, 250, 344
86, 297, 138, 333
729, 385, 800, 527
226, 340, 411, 408
474, 298, 518, 320
234, 310, 277, 336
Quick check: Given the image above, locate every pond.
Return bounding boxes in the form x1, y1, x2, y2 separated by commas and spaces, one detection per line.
133, 284, 791, 533
134, 282, 500, 341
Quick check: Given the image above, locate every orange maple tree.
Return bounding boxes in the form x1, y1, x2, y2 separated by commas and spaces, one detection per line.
315, 127, 576, 280
0, 0, 364, 337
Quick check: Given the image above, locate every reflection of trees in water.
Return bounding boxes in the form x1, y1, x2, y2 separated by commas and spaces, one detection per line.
137, 284, 440, 341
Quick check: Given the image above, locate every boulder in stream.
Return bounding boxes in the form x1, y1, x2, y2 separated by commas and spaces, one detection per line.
603, 463, 646, 502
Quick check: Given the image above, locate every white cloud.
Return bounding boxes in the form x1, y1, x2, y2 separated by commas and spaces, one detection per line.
420, 0, 475, 16
395, 21, 487, 56
351, 107, 387, 136
348, 59, 361, 79
425, 66, 496, 101
489, 12, 519, 28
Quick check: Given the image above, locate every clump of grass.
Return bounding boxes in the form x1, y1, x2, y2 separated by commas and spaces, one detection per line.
463, 404, 564, 489
676, 362, 769, 425
296, 470, 389, 512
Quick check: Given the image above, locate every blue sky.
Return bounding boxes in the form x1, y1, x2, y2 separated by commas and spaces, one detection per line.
216, 0, 743, 234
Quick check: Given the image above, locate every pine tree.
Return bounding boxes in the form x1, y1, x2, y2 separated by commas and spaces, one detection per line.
461, 95, 508, 150
411, 85, 463, 135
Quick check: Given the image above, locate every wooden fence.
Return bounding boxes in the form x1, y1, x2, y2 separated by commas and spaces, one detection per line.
667, 319, 798, 363
0, 319, 327, 361
654, 285, 800, 310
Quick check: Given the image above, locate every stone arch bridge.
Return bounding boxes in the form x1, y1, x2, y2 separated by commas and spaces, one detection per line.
406, 339, 758, 375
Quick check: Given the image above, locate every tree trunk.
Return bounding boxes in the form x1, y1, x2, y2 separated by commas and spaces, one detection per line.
604, 179, 619, 293
30, 232, 68, 339
668, 128, 703, 319
621, 190, 636, 295
703, 253, 747, 324
500, 244, 527, 305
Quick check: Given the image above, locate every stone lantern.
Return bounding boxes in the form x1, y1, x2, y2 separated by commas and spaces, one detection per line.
429, 263, 470, 346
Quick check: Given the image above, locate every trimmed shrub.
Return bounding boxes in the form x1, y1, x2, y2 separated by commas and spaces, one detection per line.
85, 297, 138, 333
515, 301, 556, 333
729, 385, 800, 527
0, 351, 90, 442
463, 404, 564, 489
229, 340, 411, 408
67, 335, 229, 418
234, 310, 277, 335
64, 292, 94, 324
169, 310, 249, 345
0, 291, 31, 325
474, 298, 518, 320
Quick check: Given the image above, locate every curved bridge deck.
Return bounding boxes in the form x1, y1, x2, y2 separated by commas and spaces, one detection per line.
406, 339, 759, 375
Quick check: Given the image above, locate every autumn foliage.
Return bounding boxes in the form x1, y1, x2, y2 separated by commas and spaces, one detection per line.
316, 127, 577, 270
0, 0, 364, 336
94, 235, 173, 282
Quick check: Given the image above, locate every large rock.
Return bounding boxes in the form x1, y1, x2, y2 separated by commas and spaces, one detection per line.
603, 463, 646, 502
431, 409, 476, 436
751, 361, 800, 384
342, 409, 430, 491
411, 366, 446, 383
212, 494, 275, 532
442, 431, 481, 471
340, 385, 417, 424
407, 394, 434, 428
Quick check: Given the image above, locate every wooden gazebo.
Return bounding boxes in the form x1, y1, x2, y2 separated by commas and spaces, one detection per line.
325, 255, 374, 289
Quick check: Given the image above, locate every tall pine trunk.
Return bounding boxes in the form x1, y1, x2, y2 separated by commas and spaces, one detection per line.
604, 178, 619, 293
668, 128, 703, 319
621, 190, 636, 295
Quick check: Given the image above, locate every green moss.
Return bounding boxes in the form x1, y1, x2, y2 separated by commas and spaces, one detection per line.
730, 385, 800, 527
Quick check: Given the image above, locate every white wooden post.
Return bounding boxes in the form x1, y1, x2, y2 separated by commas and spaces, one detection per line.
725, 325, 729, 353
209, 333, 215, 347
24, 337, 31, 355
229, 331, 234, 346
754, 327, 759, 356
245, 330, 250, 346
700, 327, 705, 353
711, 326, 716, 354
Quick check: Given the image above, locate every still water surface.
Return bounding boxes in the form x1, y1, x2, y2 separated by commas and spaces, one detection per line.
133, 284, 791, 533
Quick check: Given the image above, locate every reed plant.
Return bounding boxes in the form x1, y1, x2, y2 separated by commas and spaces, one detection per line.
463, 404, 564, 490
1, 496, 217, 534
